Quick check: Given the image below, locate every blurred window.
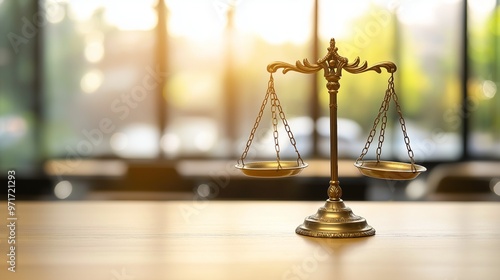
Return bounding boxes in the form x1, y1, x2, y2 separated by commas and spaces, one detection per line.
0, 0, 499, 175
0, 0, 38, 173
318, 0, 463, 161
42, 0, 160, 161
162, 0, 314, 158
468, 0, 500, 158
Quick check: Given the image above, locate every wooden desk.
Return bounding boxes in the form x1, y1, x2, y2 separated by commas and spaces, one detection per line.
1, 201, 499, 280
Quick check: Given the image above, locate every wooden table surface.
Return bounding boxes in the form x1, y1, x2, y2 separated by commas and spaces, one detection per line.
1, 200, 499, 280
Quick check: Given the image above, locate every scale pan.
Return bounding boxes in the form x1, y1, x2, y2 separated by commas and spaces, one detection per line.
354, 160, 426, 180
235, 161, 308, 178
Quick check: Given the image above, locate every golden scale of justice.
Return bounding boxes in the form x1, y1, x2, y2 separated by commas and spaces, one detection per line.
235, 38, 427, 238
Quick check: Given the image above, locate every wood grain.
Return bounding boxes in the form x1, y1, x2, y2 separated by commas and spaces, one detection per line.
1, 201, 499, 280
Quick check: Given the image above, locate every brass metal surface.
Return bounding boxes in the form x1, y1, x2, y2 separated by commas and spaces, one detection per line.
265, 38, 411, 202
354, 160, 427, 180
296, 200, 375, 238
237, 74, 305, 171
355, 73, 418, 170
235, 161, 308, 178
237, 38, 426, 238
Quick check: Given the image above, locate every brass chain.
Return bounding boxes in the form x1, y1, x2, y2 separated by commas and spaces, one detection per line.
388, 74, 417, 171
270, 84, 282, 169
376, 110, 388, 162
238, 75, 272, 165
270, 82, 305, 167
356, 77, 392, 163
356, 72, 416, 171
238, 74, 304, 167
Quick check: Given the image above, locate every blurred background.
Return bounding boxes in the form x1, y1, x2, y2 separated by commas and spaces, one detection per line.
0, 0, 499, 201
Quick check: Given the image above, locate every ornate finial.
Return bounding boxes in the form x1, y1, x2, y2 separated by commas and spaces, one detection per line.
329, 38, 336, 49
267, 38, 396, 78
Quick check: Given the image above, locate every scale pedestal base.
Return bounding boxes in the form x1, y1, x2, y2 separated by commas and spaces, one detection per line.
237, 38, 424, 238
296, 199, 375, 238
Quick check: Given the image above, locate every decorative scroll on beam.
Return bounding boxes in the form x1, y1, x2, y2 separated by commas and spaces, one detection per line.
266, 58, 322, 74
237, 37, 425, 238
264, 37, 401, 204
266, 38, 397, 76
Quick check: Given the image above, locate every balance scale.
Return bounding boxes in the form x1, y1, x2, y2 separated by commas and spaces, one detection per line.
235, 38, 426, 238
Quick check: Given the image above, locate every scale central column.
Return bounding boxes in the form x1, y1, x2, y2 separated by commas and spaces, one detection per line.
295, 49, 375, 238
326, 73, 342, 200
239, 38, 422, 237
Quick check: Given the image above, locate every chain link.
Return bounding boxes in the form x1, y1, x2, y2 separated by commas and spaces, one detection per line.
356, 73, 417, 171
389, 74, 417, 171
356, 77, 392, 163
238, 75, 272, 165
270, 86, 282, 169
238, 73, 304, 168
376, 110, 388, 162
271, 86, 305, 166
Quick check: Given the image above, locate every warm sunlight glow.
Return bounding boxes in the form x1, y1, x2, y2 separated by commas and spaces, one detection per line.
110, 132, 129, 151
167, 72, 221, 110
45, 0, 66, 24
318, 0, 371, 40
396, 0, 462, 26
84, 31, 105, 63
234, 0, 313, 45
67, 0, 101, 22
468, 0, 496, 17
166, 0, 311, 44
80, 69, 104, 94
161, 133, 181, 156
194, 128, 217, 152
85, 42, 104, 63
67, 0, 157, 30
111, 124, 159, 158
397, 1, 438, 26
163, 118, 220, 155
103, 1, 157, 31
482, 80, 497, 99
166, 0, 225, 41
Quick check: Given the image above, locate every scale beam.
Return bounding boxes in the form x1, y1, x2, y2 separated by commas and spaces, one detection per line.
237, 38, 425, 238
267, 38, 398, 202
267, 38, 397, 76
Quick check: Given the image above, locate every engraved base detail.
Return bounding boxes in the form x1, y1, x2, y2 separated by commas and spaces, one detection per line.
296, 199, 375, 238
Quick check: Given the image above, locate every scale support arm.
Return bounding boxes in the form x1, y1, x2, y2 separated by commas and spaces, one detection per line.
266, 38, 397, 77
